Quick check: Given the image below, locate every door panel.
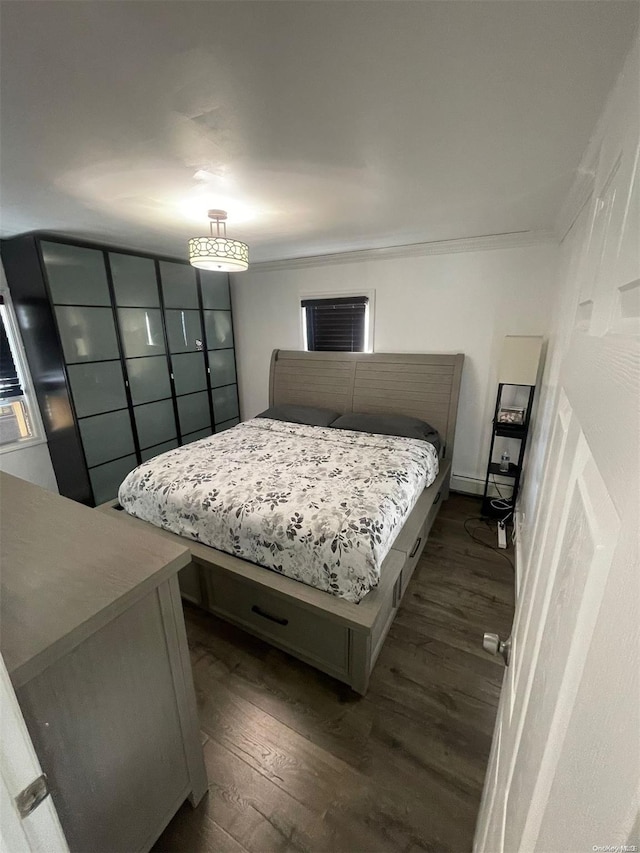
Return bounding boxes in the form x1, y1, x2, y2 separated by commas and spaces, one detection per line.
475, 41, 639, 853
209, 348, 237, 387
134, 399, 177, 449
204, 310, 233, 349
42, 242, 110, 306
89, 455, 137, 505
118, 308, 165, 358
67, 361, 128, 418
165, 310, 203, 353
177, 392, 210, 436
172, 352, 207, 396
511, 400, 578, 714
200, 271, 231, 309
212, 384, 239, 424
159, 261, 199, 309
55, 306, 119, 363
127, 356, 172, 405
110, 254, 159, 307
79, 409, 136, 468
505, 436, 619, 851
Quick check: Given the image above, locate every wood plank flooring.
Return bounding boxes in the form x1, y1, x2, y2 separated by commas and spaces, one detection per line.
154, 495, 514, 853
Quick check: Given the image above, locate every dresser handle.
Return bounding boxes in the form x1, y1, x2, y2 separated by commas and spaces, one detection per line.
433, 490, 442, 505
251, 605, 288, 626
409, 537, 422, 558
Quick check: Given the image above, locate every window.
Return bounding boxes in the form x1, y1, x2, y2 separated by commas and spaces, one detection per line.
302, 295, 369, 352
0, 294, 37, 448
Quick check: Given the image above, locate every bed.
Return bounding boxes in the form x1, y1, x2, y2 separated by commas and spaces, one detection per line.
99, 349, 464, 694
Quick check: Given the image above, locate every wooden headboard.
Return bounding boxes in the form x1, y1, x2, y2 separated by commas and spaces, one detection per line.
269, 350, 464, 458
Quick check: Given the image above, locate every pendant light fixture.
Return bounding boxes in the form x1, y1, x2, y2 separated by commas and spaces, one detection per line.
188, 209, 249, 272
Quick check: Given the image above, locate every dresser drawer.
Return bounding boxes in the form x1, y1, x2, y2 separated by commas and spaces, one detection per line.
204, 569, 350, 675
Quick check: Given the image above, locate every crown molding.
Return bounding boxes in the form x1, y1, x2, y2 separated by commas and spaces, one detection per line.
248, 229, 557, 273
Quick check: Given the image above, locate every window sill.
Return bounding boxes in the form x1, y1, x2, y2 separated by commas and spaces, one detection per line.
0, 436, 48, 456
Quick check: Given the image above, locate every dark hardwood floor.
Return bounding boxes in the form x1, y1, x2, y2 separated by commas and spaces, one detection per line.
154, 494, 515, 853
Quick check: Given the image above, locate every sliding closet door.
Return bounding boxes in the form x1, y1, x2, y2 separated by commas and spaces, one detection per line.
5, 236, 240, 506
111, 253, 178, 462
42, 242, 137, 505
160, 262, 213, 445
200, 270, 240, 432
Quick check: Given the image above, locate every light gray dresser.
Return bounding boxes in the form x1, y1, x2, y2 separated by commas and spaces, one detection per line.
0, 472, 207, 853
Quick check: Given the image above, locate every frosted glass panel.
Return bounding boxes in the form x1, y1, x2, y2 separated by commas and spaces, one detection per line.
55, 306, 119, 363
177, 391, 210, 435
111, 254, 159, 307
208, 349, 236, 388
79, 410, 135, 467
134, 399, 177, 449
204, 310, 233, 349
215, 418, 239, 433
172, 352, 207, 396
89, 455, 137, 505
160, 261, 198, 309
42, 242, 110, 306
200, 272, 230, 309
213, 384, 239, 424
182, 428, 212, 445
140, 439, 178, 462
118, 308, 165, 358
165, 310, 203, 353
127, 356, 171, 405
67, 361, 128, 418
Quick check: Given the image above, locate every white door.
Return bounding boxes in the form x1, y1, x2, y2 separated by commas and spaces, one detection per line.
0, 655, 69, 853
475, 38, 639, 853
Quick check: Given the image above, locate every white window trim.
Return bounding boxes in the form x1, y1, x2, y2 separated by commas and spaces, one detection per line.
298, 288, 375, 353
0, 287, 47, 455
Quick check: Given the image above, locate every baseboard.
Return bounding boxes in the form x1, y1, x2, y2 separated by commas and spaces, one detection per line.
450, 473, 504, 498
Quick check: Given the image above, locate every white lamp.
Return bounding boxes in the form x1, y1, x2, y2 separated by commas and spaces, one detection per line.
497, 335, 544, 386
189, 210, 249, 273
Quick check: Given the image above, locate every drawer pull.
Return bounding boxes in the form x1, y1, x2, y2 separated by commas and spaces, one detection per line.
409, 536, 422, 559
251, 605, 289, 626
433, 490, 442, 506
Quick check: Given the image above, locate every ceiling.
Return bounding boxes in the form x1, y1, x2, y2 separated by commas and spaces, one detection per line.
0, 1, 637, 263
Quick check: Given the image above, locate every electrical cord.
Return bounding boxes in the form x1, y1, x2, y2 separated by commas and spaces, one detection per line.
464, 516, 514, 569
489, 475, 514, 522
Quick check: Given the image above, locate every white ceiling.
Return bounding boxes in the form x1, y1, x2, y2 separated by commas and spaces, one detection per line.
0, 1, 637, 263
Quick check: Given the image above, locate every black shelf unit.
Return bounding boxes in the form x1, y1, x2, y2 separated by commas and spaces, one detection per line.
1, 232, 240, 506
481, 383, 536, 519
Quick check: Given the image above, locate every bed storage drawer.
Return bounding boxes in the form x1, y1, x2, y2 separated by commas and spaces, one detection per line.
204, 569, 350, 676
399, 518, 429, 598
393, 484, 443, 597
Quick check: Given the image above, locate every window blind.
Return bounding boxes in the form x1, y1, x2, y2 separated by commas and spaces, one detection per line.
302, 296, 368, 352
0, 296, 23, 399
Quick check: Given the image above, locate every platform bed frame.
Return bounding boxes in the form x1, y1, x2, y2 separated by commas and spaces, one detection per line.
99, 350, 464, 694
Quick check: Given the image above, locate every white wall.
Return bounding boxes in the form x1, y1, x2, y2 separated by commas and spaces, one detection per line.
0, 442, 58, 492
0, 262, 58, 492
231, 240, 558, 492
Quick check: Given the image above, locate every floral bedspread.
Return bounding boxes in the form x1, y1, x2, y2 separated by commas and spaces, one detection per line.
118, 418, 439, 603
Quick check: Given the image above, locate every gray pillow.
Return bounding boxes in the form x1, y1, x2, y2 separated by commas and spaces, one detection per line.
331, 412, 441, 451
256, 404, 340, 427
